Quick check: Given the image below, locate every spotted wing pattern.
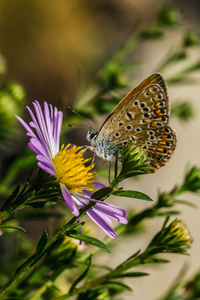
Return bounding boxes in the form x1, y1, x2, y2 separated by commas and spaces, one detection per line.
97, 73, 177, 172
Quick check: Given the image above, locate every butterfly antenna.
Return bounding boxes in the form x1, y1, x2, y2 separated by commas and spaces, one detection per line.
66, 124, 85, 129
68, 106, 95, 130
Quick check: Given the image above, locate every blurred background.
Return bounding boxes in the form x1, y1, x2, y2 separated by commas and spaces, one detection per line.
0, 0, 200, 299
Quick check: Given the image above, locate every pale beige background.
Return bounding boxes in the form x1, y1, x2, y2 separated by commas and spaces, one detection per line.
0, 0, 200, 299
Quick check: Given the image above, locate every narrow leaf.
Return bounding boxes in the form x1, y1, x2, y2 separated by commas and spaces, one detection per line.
36, 230, 48, 254
91, 187, 114, 200
69, 256, 92, 294
113, 190, 153, 201
0, 224, 26, 232
112, 271, 149, 278
144, 258, 170, 264
1, 184, 20, 210
100, 281, 132, 291
66, 231, 111, 253
24, 200, 57, 208
123, 250, 141, 263
155, 211, 180, 217
175, 199, 197, 208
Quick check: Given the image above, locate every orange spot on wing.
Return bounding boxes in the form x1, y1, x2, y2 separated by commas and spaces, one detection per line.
157, 147, 164, 153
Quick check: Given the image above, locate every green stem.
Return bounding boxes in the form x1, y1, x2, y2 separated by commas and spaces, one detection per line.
29, 280, 53, 300
55, 250, 151, 299
0, 202, 94, 297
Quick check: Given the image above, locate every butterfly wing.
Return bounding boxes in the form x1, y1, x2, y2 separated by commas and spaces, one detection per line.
98, 73, 177, 172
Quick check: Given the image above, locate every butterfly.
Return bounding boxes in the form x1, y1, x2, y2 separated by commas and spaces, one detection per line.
86, 73, 177, 173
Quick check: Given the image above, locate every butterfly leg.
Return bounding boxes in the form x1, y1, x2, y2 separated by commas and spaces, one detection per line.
96, 160, 106, 172
108, 160, 112, 184
79, 145, 96, 164
80, 145, 95, 154
91, 150, 95, 164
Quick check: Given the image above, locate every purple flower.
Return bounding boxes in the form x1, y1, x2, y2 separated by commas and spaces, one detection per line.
16, 101, 128, 238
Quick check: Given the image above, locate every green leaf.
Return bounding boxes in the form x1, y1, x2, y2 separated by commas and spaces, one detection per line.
0, 224, 26, 232
100, 281, 132, 291
175, 199, 196, 208
66, 230, 111, 253
36, 230, 48, 255
111, 271, 149, 278
24, 200, 57, 208
69, 256, 92, 294
1, 184, 20, 210
155, 210, 180, 217
144, 258, 170, 264
91, 187, 114, 200
123, 250, 141, 263
112, 190, 153, 201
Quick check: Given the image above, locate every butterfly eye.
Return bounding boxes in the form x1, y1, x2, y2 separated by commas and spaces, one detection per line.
87, 131, 97, 141
90, 133, 96, 138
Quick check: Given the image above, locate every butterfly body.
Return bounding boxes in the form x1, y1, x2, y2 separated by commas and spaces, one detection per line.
87, 73, 177, 173
87, 129, 117, 161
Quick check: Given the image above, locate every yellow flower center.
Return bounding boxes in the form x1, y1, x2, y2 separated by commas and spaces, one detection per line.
53, 144, 97, 193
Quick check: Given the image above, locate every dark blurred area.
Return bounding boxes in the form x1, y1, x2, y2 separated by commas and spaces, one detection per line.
0, 0, 144, 108
0, 0, 199, 107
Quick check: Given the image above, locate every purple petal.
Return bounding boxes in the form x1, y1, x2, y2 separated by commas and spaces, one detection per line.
87, 209, 117, 238
82, 182, 106, 196
92, 208, 113, 227
72, 192, 128, 238
68, 144, 75, 149
53, 111, 63, 153
16, 101, 63, 175
27, 106, 50, 156
74, 192, 127, 222
33, 101, 50, 145
61, 185, 79, 216
82, 190, 93, 197
94, 202, 128, 224
29, 138, 49, 158
72, 194, 86, 208
44, 101, 53, 139
15, 115, 36, 138
28, 142, 42, 156
36, 154, 53, 166
92, 182, 106, 188
37, 162, 55, 175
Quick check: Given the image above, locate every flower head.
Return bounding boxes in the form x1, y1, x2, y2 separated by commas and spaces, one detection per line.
16, 101, 127, 238
53, 144, 96, 193
169, 219, 193, 246
148, 218, 193, 254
